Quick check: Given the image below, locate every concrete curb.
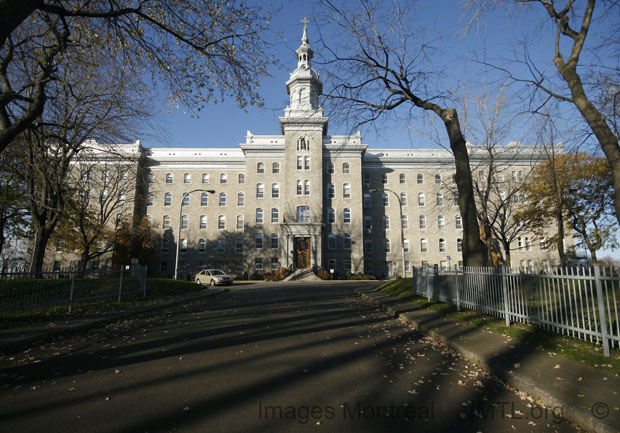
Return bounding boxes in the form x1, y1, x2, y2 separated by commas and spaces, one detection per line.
355, 287, 620, 433
0, 288, 229, 354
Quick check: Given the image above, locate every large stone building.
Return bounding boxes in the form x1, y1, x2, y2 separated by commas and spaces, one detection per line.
48, 24, 569, 278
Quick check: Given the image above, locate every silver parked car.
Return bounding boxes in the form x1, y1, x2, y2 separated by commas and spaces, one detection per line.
195, 269, 233, 286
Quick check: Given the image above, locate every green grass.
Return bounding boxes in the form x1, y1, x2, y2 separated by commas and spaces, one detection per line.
376, 278, 620, 374
0, 278, 206, 330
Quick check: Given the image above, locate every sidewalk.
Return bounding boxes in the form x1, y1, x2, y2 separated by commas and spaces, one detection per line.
356, 286, 620, 433
0, 287, 229, 354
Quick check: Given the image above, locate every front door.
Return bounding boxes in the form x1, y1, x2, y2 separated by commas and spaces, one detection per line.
295, 237, 311, 268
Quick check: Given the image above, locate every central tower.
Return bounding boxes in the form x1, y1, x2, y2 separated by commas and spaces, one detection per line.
280, 18, 328, 269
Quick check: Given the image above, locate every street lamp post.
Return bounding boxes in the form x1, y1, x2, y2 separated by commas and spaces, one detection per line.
174, 189, 215, 280
370, 188, 407, 278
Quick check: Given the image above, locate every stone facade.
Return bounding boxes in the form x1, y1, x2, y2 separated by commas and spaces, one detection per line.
48, 24, 571, 278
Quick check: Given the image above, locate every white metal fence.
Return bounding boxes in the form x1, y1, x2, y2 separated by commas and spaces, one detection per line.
413, 266, 620, 357
0, 265, 147, 314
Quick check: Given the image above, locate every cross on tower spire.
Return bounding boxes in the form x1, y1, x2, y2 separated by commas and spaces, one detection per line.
301, 17, 310, 45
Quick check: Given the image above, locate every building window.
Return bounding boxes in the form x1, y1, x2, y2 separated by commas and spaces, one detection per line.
418, 193, 426, 207
271, 233, 279, 249
255, 234, 263, 249
182, 194, 190, 206
328, 208, 335, 224
271, 257, 279, 270
304, 180, 310, 196
384, 239, 391, 253
342, 162, 350, 174
256, 208, 264, 224
296, 179, 303, 196
296, 206, 310, 223
220, 173, 227, 184
435, 173, 441, 184
327, 162, 334, 174
202, 173, 210, 184
497, 172, 504, 182
382, 173, 388, 184
518, 237, 523, 250
437, 215, 445, 229
200, 215, 207, 230
165, 173, 173, 184
382, 192, 389, 207
181, 215, 189, 230
218, 215, 225, 230
328, 234, 336, 250
417, 174, 423, 184
439, 238, 446, 253
304, 156, 310, 170
404, 239, 410, 253
184, 173, 191, 184
327, 183, 335, 199
118, 191, 126, 204
297, 156, 303, 170
383, 215, 390, 230
164, 192, 172, 206
400, 193, 407, 206
236, 215, 244, 230
198, 238, 206, 253
343, 208, 351, 224
219, 192, 226, 206
363, 193, 372, 208
457, 238, 462, 252
271, 207, 279, 223
453, 192, 459, 206
344, 234, 352, 249
420, 238, 428, 253
257, 162, 265, 173
201, 192, 209, 206
217, 239, 225, 253
180, 238, 187, 252
256, 183, 264, 198
328, 259, 336, 270
436, 192, 443, 206
364, 215, 372, 230
272, 162, 280, 174
146, 193, 153, 206
343, 183, 351, 198
161, 239, 169, 253
255, 258, 263, 271
364, 261, 373, 273
237, 192, 245, 207
399, 173, 406, 184
525, 236, 531, 251
162, 215, 171, 230
455, 215, 462, 229
363, 173, 371, 185
364, 239, 373, 253
236, 239, 243, 253
238, 173, 245, 184
344, 259, 351, 271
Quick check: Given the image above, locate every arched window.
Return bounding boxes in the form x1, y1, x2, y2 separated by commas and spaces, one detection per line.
238, 173, 245, 184
419, 215, 426, 229
437, 215, 445, 229
400, 192, 407, 206
217, 215, 225, 230
257, 162, 265, 173
272, 162, 280, 174
237, 192, 245, 207
399, 173, 406, 184
219, 192, 226, 206
256, 208, 264, 224
256, 183, 264, 198
439, 238, 446, 252
327, 208, 336, 224
418, 193, 425, 207
342, 162, 350, 174
436, 192, 443, 206
343, 183, 351, 198
271, 208, 279, 223
272, 183, 280, 198
343, 208, 351, 223
435, 173, 442, 184
420, 238, 428, 253
199, 215, 207, 229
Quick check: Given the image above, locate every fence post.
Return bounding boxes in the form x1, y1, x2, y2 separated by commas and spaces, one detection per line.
454, 265, 460, 312
117, 266, 124, 304
412, 266, 417, 296
501, 266, 511, 327
426, 266, 431, 301
68, 271, 75, 313
593, 266, 611, 357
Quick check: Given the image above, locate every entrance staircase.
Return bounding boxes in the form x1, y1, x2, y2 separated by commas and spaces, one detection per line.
282, 268, 322, 282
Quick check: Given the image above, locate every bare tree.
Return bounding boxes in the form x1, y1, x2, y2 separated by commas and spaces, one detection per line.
318, 0, 488, 266
463, 0, 620, 225
51, 147, 141, 272
0, 0, 274, 154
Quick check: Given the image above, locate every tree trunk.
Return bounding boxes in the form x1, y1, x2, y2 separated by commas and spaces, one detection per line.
30, 227, 52, 275
441, 108, 488, 267
555, 210, 566, 267
501, 238, 512, 268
